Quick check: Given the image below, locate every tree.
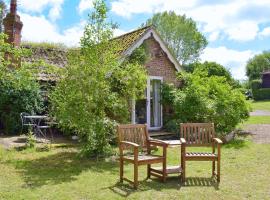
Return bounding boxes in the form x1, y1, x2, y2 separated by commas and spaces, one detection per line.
186, 61, 241, 88
144, 11, 207, 65
0, 0, 6, 33
50, 0, 147, 157
246, 51, 270, 81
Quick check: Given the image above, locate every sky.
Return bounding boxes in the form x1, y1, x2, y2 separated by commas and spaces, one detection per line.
3, 0, 270, 80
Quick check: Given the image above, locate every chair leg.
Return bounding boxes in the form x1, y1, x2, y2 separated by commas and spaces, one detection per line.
44, 129, 47, 143
147, 164, 151, 179
182, 159, 186, 183
162, 158, 166, 182
120, 159, 124, 183
49, 128, 54, 143
134, 163, 138, 189
212, 161, 215, 176
217, 158, 221, 182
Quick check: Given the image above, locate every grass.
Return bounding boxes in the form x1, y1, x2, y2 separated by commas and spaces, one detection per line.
238, 116, 270, 129
250, 100, 270, 111
0, 138, 270, 200
242, 116, 270, 125
237, 100, 270, 128
21, 41, 68, 50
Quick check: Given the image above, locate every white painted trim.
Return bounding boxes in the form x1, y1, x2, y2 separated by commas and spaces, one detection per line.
146, 78, 151, 128
149, 76, 163, 80
147, 76, 163, 130
131, 98, 136, 124
122, 27, 183, 72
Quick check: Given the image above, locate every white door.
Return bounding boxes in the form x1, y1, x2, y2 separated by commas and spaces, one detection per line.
147, 76, 163, 130
134, 76, 163, 130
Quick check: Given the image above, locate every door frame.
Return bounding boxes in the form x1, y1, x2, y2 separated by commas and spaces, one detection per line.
147, 76, 163, 130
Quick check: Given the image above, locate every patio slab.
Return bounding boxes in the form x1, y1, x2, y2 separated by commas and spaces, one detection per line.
0, 135, 27, 149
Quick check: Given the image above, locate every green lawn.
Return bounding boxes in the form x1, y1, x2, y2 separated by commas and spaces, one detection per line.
1, 138, 270, 200
237, 100, 270, 128
251, 100, 270, 111
238, 114, 270, 129
240, 116, 270, 127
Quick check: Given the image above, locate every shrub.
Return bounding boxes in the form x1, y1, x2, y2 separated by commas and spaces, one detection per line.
162, 72, 250, 136
0, 33, 44, 134
250, 79, 262, 90
26, 131, 36, 149
252, 88, 270, 100
0, 80, 43, 134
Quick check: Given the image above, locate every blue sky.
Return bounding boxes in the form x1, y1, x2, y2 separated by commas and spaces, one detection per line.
4, 0, 270, 79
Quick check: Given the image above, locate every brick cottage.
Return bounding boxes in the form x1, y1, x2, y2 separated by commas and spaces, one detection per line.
3, 0, 183, 130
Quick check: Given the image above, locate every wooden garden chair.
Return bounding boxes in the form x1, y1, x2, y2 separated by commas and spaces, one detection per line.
180, 123, 223, 183
117, 124, 168, 189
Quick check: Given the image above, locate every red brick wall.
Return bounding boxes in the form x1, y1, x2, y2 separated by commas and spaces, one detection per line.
4, 14, 23, 47
143, 36, 180, 86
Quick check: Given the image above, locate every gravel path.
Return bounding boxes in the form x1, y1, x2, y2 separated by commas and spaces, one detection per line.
250, 110, 270, 116
244, 124, 270, 144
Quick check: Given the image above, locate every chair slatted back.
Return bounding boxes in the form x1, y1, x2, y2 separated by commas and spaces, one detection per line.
117, 124, 149, 151
180, 123, 215, 146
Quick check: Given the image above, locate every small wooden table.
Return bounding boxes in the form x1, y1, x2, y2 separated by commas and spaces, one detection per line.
164, 140, 181, 147
151, 140, 182, 179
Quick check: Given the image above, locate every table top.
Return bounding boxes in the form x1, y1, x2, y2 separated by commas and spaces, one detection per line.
24, 115, 48, 119
163, 140, 181, 146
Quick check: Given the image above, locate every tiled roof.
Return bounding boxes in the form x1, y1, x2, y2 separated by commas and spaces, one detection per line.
113, 26, 151, 54
20, 25, 182, 80
21, 26, 152, 68
22, 44, 68, 68
21, 44, 69, 81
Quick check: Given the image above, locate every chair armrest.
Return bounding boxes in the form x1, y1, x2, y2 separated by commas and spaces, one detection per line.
180, 138, 186, 144
119, 141, 139, 159
213, 138, 223, 144
148, 139, 168, 147
120, 141, 140, 148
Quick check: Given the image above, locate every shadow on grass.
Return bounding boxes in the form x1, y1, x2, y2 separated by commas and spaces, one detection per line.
109, 176, 219, 197
6, 151, 119, 188
183, 177, 219, 189
108, 177, 181, 197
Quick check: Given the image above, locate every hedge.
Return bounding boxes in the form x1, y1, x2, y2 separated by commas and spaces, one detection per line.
250, 79, 262, 90
252, 88, 270, 100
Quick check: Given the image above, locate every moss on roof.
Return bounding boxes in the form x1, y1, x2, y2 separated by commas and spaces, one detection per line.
21, 26, 152, 68
113, 26, 151, 54
20, 26, 153, 81
21, 41, 68, 50
21, 43, 68, 68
